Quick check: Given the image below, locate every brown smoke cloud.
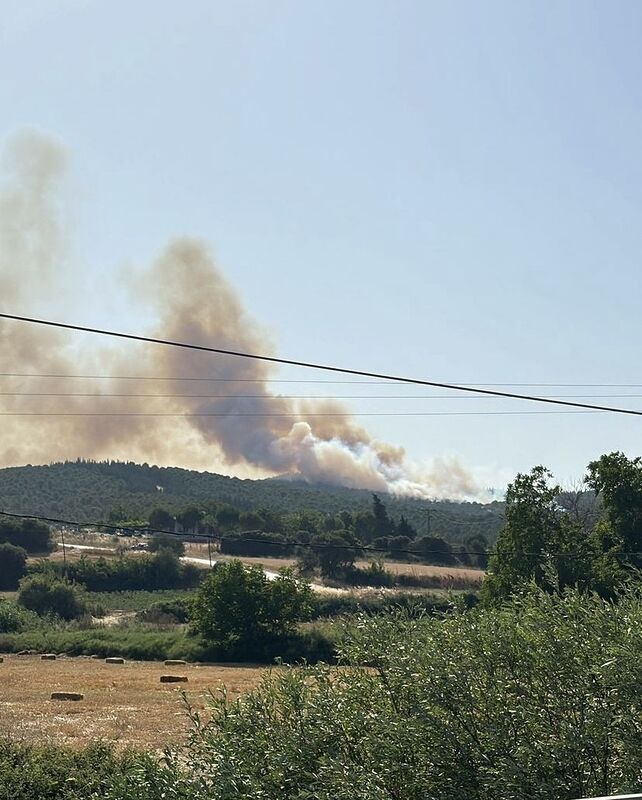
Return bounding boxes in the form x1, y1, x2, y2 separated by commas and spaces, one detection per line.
0, 132, 481, 499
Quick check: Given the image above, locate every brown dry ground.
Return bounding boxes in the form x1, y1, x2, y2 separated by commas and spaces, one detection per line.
0, 654, 267, 750
183, 546, 485, 583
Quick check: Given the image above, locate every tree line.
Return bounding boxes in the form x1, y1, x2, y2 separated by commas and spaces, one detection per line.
483, 451, 642, 603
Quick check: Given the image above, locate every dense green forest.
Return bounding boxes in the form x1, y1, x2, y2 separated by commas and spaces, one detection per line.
0, 460, 504, 544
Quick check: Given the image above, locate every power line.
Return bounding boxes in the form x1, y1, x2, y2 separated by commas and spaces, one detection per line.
0, 508, 475, 557
0, 371, 641, 388
1, 313, 641, 416
1, 508, 641, 560
0, 392, 641, 399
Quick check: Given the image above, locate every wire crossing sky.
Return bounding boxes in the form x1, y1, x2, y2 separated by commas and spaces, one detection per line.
0, 1, 641, 492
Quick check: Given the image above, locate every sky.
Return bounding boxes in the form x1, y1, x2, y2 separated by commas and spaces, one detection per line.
0, 0, 641, 494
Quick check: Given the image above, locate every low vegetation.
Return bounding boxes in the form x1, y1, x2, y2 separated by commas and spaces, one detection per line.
4, 450, 642, 798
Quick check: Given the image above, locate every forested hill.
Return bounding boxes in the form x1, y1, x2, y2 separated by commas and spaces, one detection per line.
0, 460, 505, 543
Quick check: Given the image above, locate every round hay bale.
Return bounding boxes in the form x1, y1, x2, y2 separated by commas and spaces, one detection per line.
16, 649, 37, 656
160, 675, 188, 683
90, 654, 102, 659
51, 692, 84, 701
105, 657, 125, 664
0, 656, 4, 663
164, 659, 186, 666
41, 653, 57, 661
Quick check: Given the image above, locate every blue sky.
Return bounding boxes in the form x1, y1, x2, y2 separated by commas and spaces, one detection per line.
1, 0, 641, 491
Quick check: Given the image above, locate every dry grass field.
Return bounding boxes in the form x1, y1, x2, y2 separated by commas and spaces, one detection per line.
184, 546, 486, 583
354, 560, 485, 582
0, 654, 266, 750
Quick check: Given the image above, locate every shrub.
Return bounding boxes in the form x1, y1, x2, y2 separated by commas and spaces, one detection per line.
0, 740, 163, 800
220, 530, 292, 558
148, 533, 185, 556
32, 552, 202, 592
0, 542, 28, 589
0, 600, 38, 632
0, 519, 53, 554
137, 598, 190, 625
18, 575, 87, 620
153, 587, 642, 799
190, 560, 313, 658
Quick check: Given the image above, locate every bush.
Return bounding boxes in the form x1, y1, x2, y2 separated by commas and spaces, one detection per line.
32, 552, 202, 592
0, 740, 163, 800
18, 575, 87, 620
0, 542, 28, 589
0, 519, 53, 554
190, 560, 314, 658
343, 560, 396, 588
136, 598, 190, 625
0, 600, 38, 632
220, 531, 292, 558
148, 587, 642, 799
148, 533, 185, 556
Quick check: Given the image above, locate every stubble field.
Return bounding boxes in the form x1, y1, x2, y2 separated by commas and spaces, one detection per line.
0, 654, 266, 750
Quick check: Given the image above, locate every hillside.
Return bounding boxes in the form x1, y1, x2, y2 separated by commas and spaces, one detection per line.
0, 460, 505, 543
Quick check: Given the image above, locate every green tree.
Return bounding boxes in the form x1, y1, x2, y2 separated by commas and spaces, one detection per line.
311, 531, 359, 579
0, 542, 27, 589
177, 506, 203, 532
149, 532, 185, 556
0, 519, 52, 554
148, 508, 175, 531
215, 504, 240, 530
465, 534, 489, 569
396, 514, 417, 540
372, 494, 392, 538
387, 535, 411, 559
190, 560, 313, 653
18, 574, 87, 620
411, 535, 458, 566
587, 451, 642, 564
482, 466, 562, 604
353, 511, 377, 543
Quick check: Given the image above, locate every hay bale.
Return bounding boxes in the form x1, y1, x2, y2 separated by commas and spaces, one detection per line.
90, 654, 102, 659
160, 675, 188, 683
41, 653, 57, 661
0, 656, 4, 663
164, 659, 186, 666
51, 692, 84, 701
105, 657, 125, 664
16, 649, 37, 656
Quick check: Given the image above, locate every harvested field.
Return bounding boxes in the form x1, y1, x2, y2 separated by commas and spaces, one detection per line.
0, 654, 266, 750
354, 560, 484, 581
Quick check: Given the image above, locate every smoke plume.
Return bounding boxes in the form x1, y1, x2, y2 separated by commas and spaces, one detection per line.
0, 132, 481, 500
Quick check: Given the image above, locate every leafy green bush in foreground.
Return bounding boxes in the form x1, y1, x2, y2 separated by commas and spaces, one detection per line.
5, 588, 642, 799
0, 741, 160, 800
0, 599, 39, 632
129, 586, 642, 799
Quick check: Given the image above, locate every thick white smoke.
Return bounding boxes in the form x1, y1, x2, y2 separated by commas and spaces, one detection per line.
0, 132, 481, 500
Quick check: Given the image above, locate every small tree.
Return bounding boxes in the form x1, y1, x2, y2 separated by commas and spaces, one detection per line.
387, 535, 412, 560
372, 494, 392, 538
311, 531, 359, 579
149, 508, 175, 531
0, 542, 27, 590
191, 560, 313, 654
149, 532, 185, 556
177, 506, 204, 533
18, 574, 87, 620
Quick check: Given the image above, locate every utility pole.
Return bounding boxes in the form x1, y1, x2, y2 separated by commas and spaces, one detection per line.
207, 537, 213, 568
60, 526, 67, 574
